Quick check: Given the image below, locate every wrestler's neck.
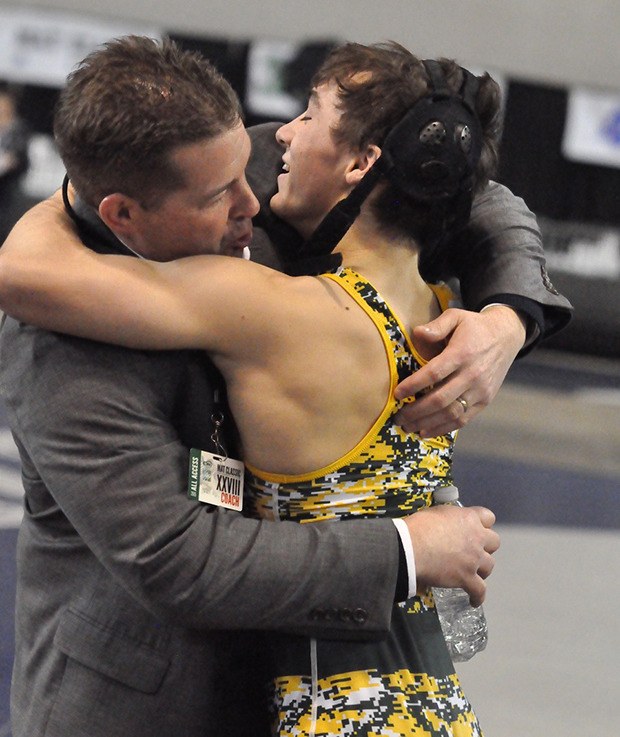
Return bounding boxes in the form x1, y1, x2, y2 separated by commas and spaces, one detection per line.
333, 210, 430, 301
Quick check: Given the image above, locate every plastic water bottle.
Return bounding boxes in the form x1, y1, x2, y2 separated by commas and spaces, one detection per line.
432, 484, 488, 662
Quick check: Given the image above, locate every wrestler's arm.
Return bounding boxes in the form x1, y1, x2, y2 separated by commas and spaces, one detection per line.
0, 193, 287, 354
0, 191, 517, 441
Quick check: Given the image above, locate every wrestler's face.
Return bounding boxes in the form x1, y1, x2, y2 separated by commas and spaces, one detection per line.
270, 83, 358, 239
129, 122, 259, 261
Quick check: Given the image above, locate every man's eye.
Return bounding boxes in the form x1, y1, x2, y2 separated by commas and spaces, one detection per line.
201, 191, 227, 208
300, 116, 312, 122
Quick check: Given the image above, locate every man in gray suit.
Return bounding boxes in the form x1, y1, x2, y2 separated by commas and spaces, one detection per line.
0, 37, 569, 737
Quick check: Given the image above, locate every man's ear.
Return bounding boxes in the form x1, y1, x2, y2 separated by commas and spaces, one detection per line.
98, 193, 142, 240
345, 144, 382, 186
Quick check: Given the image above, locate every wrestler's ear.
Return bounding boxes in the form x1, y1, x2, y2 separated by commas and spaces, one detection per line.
98, 193, 142, 239
344, 144, 381, 186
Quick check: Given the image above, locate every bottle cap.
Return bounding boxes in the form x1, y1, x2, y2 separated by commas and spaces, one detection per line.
433, 485, 460, 503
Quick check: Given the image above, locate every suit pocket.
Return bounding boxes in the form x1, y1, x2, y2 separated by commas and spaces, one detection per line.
54, 607, 170, 694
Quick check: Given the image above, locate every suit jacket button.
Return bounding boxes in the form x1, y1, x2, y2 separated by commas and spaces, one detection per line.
338, 608, 352, 622
309, 607, 325, 621
352, 608, 368, 624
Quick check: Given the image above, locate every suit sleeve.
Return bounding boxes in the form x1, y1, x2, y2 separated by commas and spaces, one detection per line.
1, 323, 399, 640
445, 181, 573, 342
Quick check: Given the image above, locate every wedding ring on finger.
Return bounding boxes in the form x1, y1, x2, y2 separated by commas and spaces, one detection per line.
456, 396, 469, 413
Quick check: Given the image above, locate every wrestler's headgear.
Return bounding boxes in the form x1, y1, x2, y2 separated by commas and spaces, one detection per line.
288, 60, 483, 277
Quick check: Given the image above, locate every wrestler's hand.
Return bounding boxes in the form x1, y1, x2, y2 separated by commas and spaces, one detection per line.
394, 306, 526, 437
405, 504, 500, 607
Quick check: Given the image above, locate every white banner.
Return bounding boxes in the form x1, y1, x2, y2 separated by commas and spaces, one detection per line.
0, 7, 162, 88
539, 217, 620, 280
562, 87, 620, 169
245, 39, 306, 119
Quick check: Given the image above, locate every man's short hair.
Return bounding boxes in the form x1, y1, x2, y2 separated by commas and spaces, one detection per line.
54, 35, 242, 208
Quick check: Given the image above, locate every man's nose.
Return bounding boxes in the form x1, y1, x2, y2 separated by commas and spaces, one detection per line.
235, 178, 260, 219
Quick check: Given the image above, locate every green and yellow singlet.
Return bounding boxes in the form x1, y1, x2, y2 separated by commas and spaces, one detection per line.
245, 267, 483, 737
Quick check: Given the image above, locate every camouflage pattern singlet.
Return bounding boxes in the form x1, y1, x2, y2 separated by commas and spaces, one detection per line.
245, 267, 483, 737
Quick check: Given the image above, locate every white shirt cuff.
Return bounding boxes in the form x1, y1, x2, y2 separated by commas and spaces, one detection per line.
391, 517, 416, 601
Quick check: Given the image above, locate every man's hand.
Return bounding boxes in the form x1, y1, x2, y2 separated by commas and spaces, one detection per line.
394, 306, 527, 437
405, 504, 500, 607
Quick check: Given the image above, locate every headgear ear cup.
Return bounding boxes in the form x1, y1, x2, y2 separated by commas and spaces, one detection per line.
378, 60, 482, 202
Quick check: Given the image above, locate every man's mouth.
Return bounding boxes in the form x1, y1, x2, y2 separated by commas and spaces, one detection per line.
234, 229, 253, 249
222, 226, 253, 256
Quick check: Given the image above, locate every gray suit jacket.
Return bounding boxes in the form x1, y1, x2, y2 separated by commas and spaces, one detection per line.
1, 212, 399, 737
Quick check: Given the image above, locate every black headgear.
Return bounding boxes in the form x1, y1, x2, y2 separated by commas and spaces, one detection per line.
289, 60, 483, 276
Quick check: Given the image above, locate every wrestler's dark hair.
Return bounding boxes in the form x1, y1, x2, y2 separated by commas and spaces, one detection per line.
54, 35, 242, 209
310, 42, 502, 243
